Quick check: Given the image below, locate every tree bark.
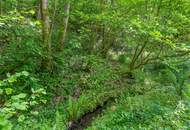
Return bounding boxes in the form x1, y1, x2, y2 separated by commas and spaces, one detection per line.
60, 1, 70, 46
37, 3, 42, 20
0, 0, 3, 15
41, 0, 51, 70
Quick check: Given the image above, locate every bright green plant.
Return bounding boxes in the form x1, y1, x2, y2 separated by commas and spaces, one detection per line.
0, 114, 12, 130
0, 71, 47, 125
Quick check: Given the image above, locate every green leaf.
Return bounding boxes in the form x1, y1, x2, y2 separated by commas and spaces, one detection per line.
8, 76, 17, 83
18, 115, 25, 122
0, 89, 3, 94
5, 88, 13, 95
12, 102, 28, 111
22, 71, 29, 76
30, 101, 38, 106
0, 114, 12, 130
16, 93, 27, 99
11, 93, 27, 100
0, 81, 5, 86
41, 99, 47, 104
30, 111, 39, 115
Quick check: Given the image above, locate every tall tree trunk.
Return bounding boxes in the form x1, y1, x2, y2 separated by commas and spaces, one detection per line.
50, 0, 58, 39
41, 0, 51, 70
37, 3, 42, 20
0, 0, 3, 15
60, 0, 70, 46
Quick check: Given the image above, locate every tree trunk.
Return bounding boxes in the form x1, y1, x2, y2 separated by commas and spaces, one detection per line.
60, 1, 70, 46
37, 3, 42, 20
0, 0, 3, 15
41, 0, 51, 70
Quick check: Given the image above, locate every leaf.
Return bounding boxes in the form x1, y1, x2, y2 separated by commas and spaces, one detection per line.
16, 93, 27, 99
0, 115, 8, 126
0, 22, 5, 27
0, 81, 4, 86
29, 10, 35, 15
22, 71, 29, 76
6, 73, 11, 78
30, 111, 39, 115
0, 89, 3, 94
5, 88, 13, 95
41, 99, 47, 104
8, 76, 17, 83
11, 93, 27, 100
30, 101, 38, 106
13, 102, 28, 111
18, 115, 25, 122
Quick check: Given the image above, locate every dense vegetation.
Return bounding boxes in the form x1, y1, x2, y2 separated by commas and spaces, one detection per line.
0, 0, 190, 129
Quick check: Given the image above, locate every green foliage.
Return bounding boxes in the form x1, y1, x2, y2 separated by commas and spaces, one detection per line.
0, 71, 46, 127
0, 0, 190, 129
67, 96, 83, 121
87, 85, 190, 130
0, 114, 12, 130
158, 69, 177, 84
0, 12, 42, 74
53, 108, 67, 130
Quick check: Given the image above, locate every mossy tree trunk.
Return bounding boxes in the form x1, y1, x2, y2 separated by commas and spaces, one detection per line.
60, 0, 70, 46
41, 0, 52, 71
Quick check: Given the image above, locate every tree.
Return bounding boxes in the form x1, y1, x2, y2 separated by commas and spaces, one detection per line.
41, 0, 52, 70
60, 0, 70, 46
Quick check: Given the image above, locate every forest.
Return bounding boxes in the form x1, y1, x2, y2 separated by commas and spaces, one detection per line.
0, 0, 190, 130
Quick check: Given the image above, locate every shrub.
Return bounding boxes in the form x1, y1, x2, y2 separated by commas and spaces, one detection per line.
0, 71, 47, 126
